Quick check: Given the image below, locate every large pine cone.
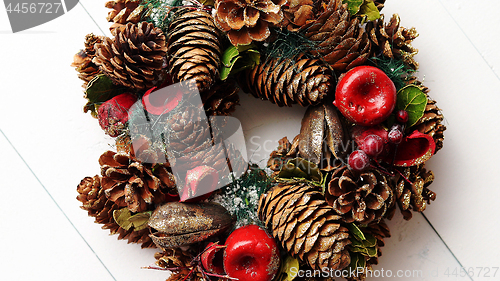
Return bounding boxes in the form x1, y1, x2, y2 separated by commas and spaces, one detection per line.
367, 14, 419, 70
167, 10, 222, 92
93, 22, 167, 90
388, 165, 436, 221
303, 0, 371, 72
258, 182, 351, 271
202, 80, 240, 117
214, 0, 286, 46
99, 151, 176, 213
105, 0, 144, 26
325, 166, 393, 225
240, 54, 333, 107
76, 175, 155, 248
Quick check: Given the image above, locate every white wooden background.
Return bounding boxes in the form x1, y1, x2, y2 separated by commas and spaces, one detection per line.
1, 0, 499, 280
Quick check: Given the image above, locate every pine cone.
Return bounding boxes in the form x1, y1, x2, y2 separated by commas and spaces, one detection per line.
325, 166, 394, 225
167, 10, 222, 92
93, 22, 167, 90
202, 80, 240, 117
214, 0, 286, 46
76, 175, 155, 248
283, 0, 320, 31
258, 182, 351, 271
71, 34, 104, 88
240, 54, 333, 107
303, 0, 371, 72
388, 165, 436, 221
105, 0, 144, 27
99, 151, 176, 213
155, 248, 205, 281
367, 14, 419, 70
267, 136, 297, 173
373, 0, 386, 11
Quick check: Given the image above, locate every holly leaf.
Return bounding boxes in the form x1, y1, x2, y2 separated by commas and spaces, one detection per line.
113, 208, 133, 231
396, 85, 428, 127
347, 223, 366, 241
278, 158, 322, 183
220, 45, 260, 80
85, 74, 126, 105
358, 0, 381, 21
129, 211, 152, 231
342, 0, 364, 15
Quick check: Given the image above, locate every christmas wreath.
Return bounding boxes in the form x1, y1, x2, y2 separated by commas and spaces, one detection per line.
73, 0, 446, 280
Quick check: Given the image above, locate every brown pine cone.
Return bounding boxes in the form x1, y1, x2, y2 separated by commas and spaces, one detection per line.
72, 50, 101, 88
325, 166, 394, 225
202, 80, 240, 117
303, 0, 371, 72
367, 14, 419, 70
214, 0, 286, 46
155, 248, 205, 281
99, 151, 176, 213
240, 54, 333, 107
76, 175, 155, 248
105, 0, 144, 26
267, 136, 297, 173
258, 182, 351, 271
167, 10, 222, 92
93, 22, 167, 90
373, 0, 386, 11
388, 165, 436, 221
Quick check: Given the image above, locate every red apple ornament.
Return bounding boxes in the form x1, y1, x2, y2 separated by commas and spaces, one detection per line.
180, 165, 219, 202
223, 225, 280, 281
97, 92, 137, 137
334, 66, 397, 126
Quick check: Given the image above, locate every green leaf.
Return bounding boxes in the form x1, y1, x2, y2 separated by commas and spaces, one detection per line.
342, 0, 364, 15
220, 45, 260, 80
278, 158, 323, 183
358, 0, 381, 21
85, 74, 126, 105
396, 85, 428, 127
347, 223, 366, 241
362, 233, 377, 248
113, 208, 133, 231
129, 211, 152, 231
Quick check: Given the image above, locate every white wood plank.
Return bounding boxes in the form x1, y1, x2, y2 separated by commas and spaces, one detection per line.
78, 0, 113, 37
0, 131, 115, 281
383, 0, 500, 278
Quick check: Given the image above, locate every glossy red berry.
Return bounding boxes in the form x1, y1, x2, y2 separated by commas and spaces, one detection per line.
361, 134, 384, 157
223, 225, 280, 281
388, 124, 404, 144
396, 110, 409, 124
348, 150, 370, 171
333, 66, 397, 126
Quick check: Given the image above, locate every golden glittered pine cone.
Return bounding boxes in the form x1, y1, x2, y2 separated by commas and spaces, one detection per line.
239, 54, 333, 107
258, 182, 351, 271
105, 0, 145, 29
367, 14, 419, 70
214, 0, 286, 46
325, 166, 394, 225
76, 175, 155, 248
387, 165, 436, 221
93, 22, 167, 90
99, 150, 176, 213
72, 33, 104, 88
303, 0, 371, 72
167, 10, 222, 92
202, 80, 240, 117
